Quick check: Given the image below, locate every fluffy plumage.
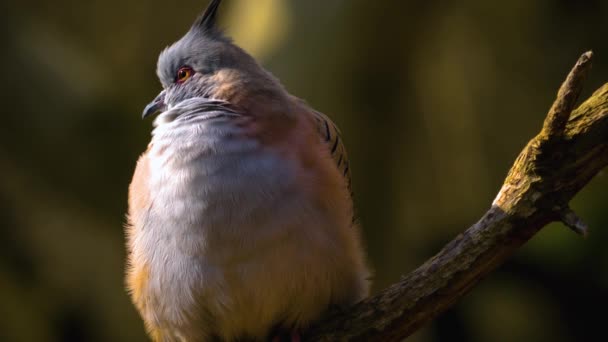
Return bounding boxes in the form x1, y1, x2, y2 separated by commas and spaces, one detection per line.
126, 1, 370, 341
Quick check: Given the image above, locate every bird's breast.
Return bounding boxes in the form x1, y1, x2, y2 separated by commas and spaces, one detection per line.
146, 116, 299, 252
132, 117, 305, 327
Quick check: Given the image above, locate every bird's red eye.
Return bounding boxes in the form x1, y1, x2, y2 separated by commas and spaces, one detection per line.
176, 67, 194, 83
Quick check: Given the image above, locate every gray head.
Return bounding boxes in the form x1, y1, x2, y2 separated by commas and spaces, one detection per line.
143, 0, 288, 119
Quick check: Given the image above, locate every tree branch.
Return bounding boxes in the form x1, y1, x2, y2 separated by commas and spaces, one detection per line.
306, 51, 608, 341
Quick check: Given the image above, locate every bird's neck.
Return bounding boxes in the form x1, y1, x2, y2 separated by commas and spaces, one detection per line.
208, 69, 295, 119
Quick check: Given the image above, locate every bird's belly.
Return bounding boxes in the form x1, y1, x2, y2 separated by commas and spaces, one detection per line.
135, 150, 357, 340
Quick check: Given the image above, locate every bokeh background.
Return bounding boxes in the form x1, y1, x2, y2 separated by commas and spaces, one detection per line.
1, 0, 607, 341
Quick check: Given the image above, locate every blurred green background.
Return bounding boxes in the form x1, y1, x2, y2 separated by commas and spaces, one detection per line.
1, 0, 607, 341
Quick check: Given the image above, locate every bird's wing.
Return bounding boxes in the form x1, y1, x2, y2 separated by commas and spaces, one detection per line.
311, 110, 353, 193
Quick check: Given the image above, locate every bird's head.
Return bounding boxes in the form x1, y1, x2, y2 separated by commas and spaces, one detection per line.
143, 0, 290, 119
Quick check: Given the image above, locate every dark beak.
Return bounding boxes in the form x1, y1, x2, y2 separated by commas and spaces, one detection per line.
142, 90, 167, 119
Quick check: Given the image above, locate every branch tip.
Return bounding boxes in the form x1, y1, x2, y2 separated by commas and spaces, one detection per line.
579, 50, 594, 64
542, 51, 594, 138
560, 208, 589, 237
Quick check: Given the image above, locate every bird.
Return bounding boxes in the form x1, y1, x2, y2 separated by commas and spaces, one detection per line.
126, 1, 370, 341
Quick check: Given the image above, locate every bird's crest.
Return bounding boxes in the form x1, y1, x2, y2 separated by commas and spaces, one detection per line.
192, 0, 223, 33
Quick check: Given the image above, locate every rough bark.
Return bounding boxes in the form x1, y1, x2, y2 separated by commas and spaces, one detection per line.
305, 51, 608, 341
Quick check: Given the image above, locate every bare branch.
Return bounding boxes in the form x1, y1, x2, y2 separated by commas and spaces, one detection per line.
305, 52, 608, 341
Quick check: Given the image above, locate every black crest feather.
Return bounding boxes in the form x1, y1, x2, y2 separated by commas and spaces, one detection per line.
192, 0, 223, 32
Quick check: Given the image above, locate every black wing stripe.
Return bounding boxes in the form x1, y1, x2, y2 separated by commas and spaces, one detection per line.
331, 135, 340, 154
311, 110, 352, 195
324, 120, 331, 142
